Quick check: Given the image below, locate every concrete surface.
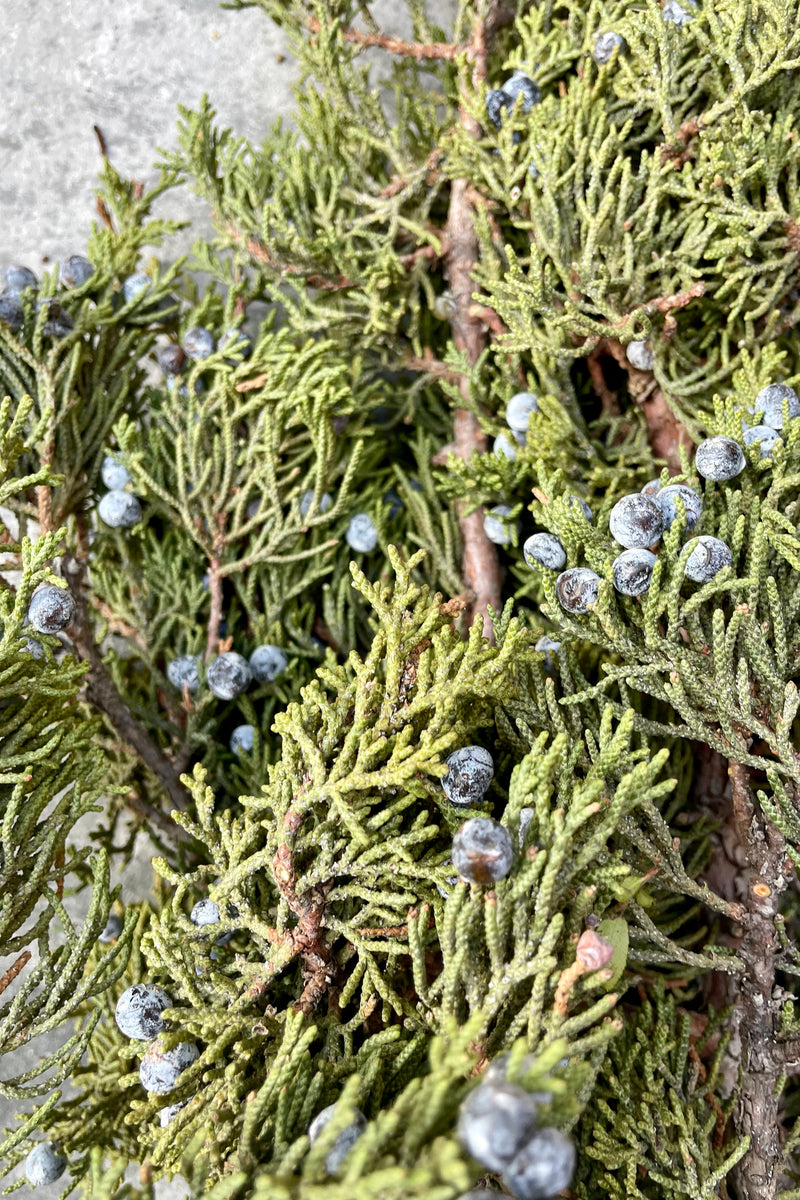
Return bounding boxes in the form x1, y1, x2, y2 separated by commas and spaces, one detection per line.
0, 1, 457, 1195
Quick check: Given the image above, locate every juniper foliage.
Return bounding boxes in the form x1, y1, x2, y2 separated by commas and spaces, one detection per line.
2, 2, 800, 1200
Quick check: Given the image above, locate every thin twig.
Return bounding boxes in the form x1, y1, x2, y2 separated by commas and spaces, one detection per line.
0, 952, 31, 998
306, 15, 459, 60
205, 558, 224, 661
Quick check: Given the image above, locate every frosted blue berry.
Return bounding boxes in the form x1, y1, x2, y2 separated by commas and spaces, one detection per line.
300, 490, 333, 518
695, 436, 746, 481
523, 533, 566, 571
612, 549, 657, 596
566, 496, 593, 521
308, 1103, 367, 1175
98, 490, 142, 528
744, 424, 780, 458
27, 586, 75, 634
230, 724, 255, 755
555, 568, 601, 613
753, 382, 800, 430
219, 328, 253, 360
182, 326, 216, 360
484, 504, 515, 545
656, 483, 702, 532
101, 454, 131, 490
485, 89, 508, 129
504, 1126, 577, 1200
346, 513, 379, 553
122, 273, 152, 304
457, 1081, 538, 1172
640, 478, 662, 497
157, 344, 186, 376
0, 295, 24, 330
626, 340, 653, 370
167, 655, 201, 694
535, 635, 561, 673
159, 1100, 187, 1127
39, 300, 73, 338
207, 652, 251, 700
25, 1142, 67, 1187
22, 637, 44, 659
684, 535, 732, 582
452, 817, 514, 884
4, 265, 37, 293
139, 1038, 199, 1094
503, 72, 541, 112
457, 1193, 504, 1200
59, 255, 94, 289
191, 899, 221, 927
115, 984, 173, 1040
593, 31, 626, 64
663, 0, 697, 24
249, 644, 288, 683
609, 494, 664, 548
99, 911, 123, 943
494, 432, 518, 461
442, 746, 494, 807
506, 392, 539, 433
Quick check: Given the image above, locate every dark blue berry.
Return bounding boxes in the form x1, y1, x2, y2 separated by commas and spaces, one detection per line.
502, 72, 541, 113
99, 490, 142, 528
535, 635, 561, 672
0, 295, 24, 330
59, 256, 94, 289
300, 490, 333, 518
25, 1143, 67, 1187
191, 900, 221, 926
753, 383, 800, 430
494, 432, 518, 460
640, 478, 662, 497
38, 300, 73, 338
182, 326, 216, 360
555, 568, 600, 613
656, 484, 702, 532
157, 344, 186, 375
115, 984, 173, 1040
566, 496, 593, 521
99, 911, 123, 943
626, 340, 653, 370
249, 644, 288, 683
506, 392, 539, 433
441, 746, 494, 807
684, 536, 732, 582
743, 425, 780, 458
593, 31, 626, 64
207, 652, 251, 700
612, 549, 657, 596
308, 1103, 367, 1175
230, 724, 255, 754
219, 328, 253, 360
139, 1038, 199, 1094
457, 1081, 539, 1172
523, 533, 566, 571
4, 265, 37, 293
609, 494, 664, 548
695, 436, 745, 481
484, 505, 515, 546
346, 513, 378, 553
122, 273, 152, 304
27, 586, 75, 634
167, 655, 201, 694
101, 454, 131, 490
452, 817, 514, 884
504, 1126, 577, 1200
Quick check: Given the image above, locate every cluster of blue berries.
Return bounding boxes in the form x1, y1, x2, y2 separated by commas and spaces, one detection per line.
437, 747, 515, 884
307, 1102, 367, 1175
523, 384, 798, 616
98, 450, 142, 529
457, 1075, 575, 1199
114, 983, 198, 1101
493, 391, 537, 466
167, 644, 287, 753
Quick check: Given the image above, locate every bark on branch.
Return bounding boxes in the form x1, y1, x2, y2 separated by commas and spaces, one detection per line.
442, 4, 504, 643
729, 760, 794, 1200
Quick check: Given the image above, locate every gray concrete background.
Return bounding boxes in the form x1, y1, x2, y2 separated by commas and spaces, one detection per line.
0, 1, 456, 1196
